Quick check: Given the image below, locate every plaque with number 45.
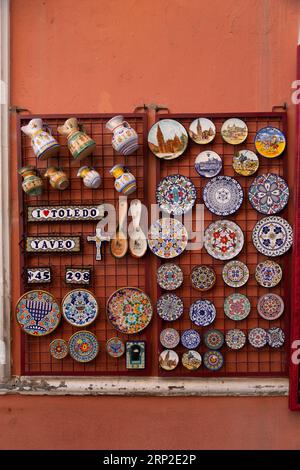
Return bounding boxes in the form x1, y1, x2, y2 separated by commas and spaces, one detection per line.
65, 267, 92, 285
26, 267, 51, 284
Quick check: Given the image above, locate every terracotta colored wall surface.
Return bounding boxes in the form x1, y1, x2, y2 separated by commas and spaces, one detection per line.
4, 0, 300, 450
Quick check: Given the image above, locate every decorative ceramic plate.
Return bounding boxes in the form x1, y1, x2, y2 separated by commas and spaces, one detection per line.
225, 329, 246, 350
69, 330, 99, 363
182, 350, 202, 370
148, 119, 188, 160
248, 328, 267, 348
224, 293, 251, 321
189, 299, 216, 327
222, 260, 249, 288
107, 287, 153, 334
148, 218, 188, 259
252, 216, 293, 257
203, 329, 224, 350
233, 149, 259, 176
160, 328, 180, 349
157, 263, 184, 291
255, 127, 286, 158
62, 289, 98, 327
255, 260, 282, 288
190, 265, 216, 291
106, 337, 125, 358
267, 327, 285, 348
221, 118, 248, 145
194, 150, 222, 178
204, 220, 244, 260
49, 339, 68, 359
203, 350, 224, 371
159, 349, 179, 370
189, 117, 216, 144
248, 173, 289, 215
257, 293, 284, 320
203, 176, 244, 216
181, 329, 201, 349
157, 293, 184, 322
16, 290, 60, 336
156, 174, 197, 215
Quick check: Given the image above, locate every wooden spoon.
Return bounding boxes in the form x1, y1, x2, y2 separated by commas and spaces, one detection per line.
110, 198, 128, 258
129, 199, 147, 258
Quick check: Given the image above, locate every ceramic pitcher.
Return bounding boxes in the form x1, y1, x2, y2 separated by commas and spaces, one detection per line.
77, 166, 101, 189
57, 118, 96, 161
106, 115, 139, 155
21, 118, 60, 160
109, 164, 136, 195
18, 166, 43, 196
44, 166, 69, 190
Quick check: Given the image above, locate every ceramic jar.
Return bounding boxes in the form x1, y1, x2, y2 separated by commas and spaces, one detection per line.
110, 164, 136, 195
44, 166, 69, 190
106, 115, 139, 155
57, 118, 96, 161
21, 118, 60, 160
18, 166, 43, 196
77, 166, 101, 189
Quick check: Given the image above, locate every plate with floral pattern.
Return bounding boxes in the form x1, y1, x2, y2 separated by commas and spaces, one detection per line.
160, 328, 180, 349
224, 293, 251, 321
62, 289, 98, 327
182, 350, 202, 370
148, 119, 188, 160
148, 218, 188, 259
204, 220, 244, 260
255, 260, 282, 288
107, 287, 153, 334
203, 329, 224, 350
189, 117, 216, 144
203, 176, 243, 216
267, 327, 285, 348
248, 173, 289, 215
157, 293, 184, 321
190, 265, 216, 291
257, 293, 284, 320
189, 299, 216, 327
69, 330, 99, 363
233, 149, 259, 176
252, 216, 293, 257
159, 349, 179, 370
157, 263, 184, 291
225, 329, 246, 350
221, 118, 248, 145
49, 339, 68, 359
248, 328, 267, 348
106, 337, 125, 358
181, 329, 201, 349
156, 174, 197, 215
203, 350, 224, 371
194, 150, 222, 178
254, 127, 286, 158
222, 260, 249, 288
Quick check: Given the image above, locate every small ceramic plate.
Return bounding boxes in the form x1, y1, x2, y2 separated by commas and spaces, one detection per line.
181, 329, 201, 349
203, 329, 224, 350
221, 118, 248, 145
160, 328, 180, 349
159, 349, 179, 370
157, 293, 184, 321
106, 337, 125, 358
157, 263, 184, 291
257, 293, 284, 320
233, 150, 259, 176
224, 293, 251, 321
68, 330, 99, 363
148, 218, 188, 259
190, 265, 216, 291
255, 260, 282, 288
267, 327, 285, 348
182, 350, 202, 370
189, 299, 216, 327
203, 176, 244, 216
189, 117, 216, 144
204, 219, 244, 260
248, 173, 289, 215
49, 339, 68, 359
252, 216, 293, 257
255, 127, 286, 158
225, 329, 246, 350
248, 328, 267, 348
222, 260, 249, 288
156, 174, 197, 215
194, 150, 222, 178
203, 350, 224, 371
62, 289, 98, 327
148, 119, 188, 160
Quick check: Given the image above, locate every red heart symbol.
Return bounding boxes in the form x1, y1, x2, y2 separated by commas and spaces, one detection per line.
43, 210, 49, 216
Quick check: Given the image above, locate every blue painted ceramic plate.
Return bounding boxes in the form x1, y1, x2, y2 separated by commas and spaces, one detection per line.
160, 328, 180, 349
248, 328, 267, 348
156, 263, 184, 290
267, 327, 285, 348
252, 216, 293, 257
225, 329, 246, 350
255, 260, 282, 288
203, 176, 243, 216
195, 150, 222, 178
156, 174, 197, 215
69, 330, 99, 363
62, 289, 98, 327
181, 329, 201, 349
106, 337, 125, 358
189, 299, 216, 327
157, 293, 184, 321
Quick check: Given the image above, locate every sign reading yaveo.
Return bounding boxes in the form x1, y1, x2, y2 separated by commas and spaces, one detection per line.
26, 236, 81, 253
27, 204, 105, 222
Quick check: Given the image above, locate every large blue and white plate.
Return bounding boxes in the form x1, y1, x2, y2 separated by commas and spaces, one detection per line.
252, 216, 293, 257
189, 299, 216, 327
62, 289, 98, 327
203, 176, 243, 216
157, 293, 184, 321
156, 174, 197, 215
181, 329, 201, 349
248, 173, 289, 215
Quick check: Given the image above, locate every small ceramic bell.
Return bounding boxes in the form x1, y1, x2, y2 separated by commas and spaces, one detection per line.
57, 117, 96, 161
106, 115, 139, 155
77, 166, 101, 189
109, 164, 136, 195
44, 166, 69, 190
18, 166, 43, 196
21, 118, 59, 160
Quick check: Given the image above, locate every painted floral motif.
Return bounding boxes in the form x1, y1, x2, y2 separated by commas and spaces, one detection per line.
16, 290, 60, 336
160, 328, 180, 349
203, 329, 224, 350
267, 327, 285, 348
248, 173, 289, 215
181, 329, 201, 349
189, 299, 216, 327
257, 293, 284, 320
224, 293, 251, 321
248, 328, 267, 348
225, 329, 246, 350
190, 265, 216, 291
252, 216, 293, 257
204, 220, 244, 260
203, 350, 224, 371
159, 349, 179, 371
182, 350, 202, 370
148, 218, 188, 259
255, 260, 282, 288
49, 339, 68, 359
254, 127, 286, 158
157, 293, 184, 321
156, 174, 197, 215
62, 289, 98, 327
68, 331, 99, 363
106, 337, 125, 358
203, 176, 244, 216
156, 263, 183, 291
222, 260, 249, 288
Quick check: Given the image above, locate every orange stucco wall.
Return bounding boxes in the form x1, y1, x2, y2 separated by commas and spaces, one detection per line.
3, 0, 300, 450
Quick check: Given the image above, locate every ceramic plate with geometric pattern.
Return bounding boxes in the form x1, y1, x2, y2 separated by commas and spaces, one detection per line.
222, 260, 249, 288
148, 218, 188, 259
181, 329, 201, 349
203, 176, 244, 216
190, 265, 216, 291
203, 329, 224, 350
68, 330, 99, 363
156, 174, 197, 215
248, 173, 289, 215
203, 350, 224, 371
224, 293, 251, 321
257, 293, 284, 321
157, 293, 184, 322
225, 329, 246, 350
255, 260, 282, 288
49, 339, 68, 359
248, 328, 267, 348
252, 216, 293, 257
160, 328, 180, 349
156, 263, 184, 290
189, 299, 216, 327
204, 220, 244, 260
267, 327, 285, 348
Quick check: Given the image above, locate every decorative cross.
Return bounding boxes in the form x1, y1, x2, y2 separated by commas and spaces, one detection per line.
87, 227, 110, 261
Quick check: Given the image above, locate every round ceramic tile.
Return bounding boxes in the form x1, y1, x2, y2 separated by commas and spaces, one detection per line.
62, 289, 98, 327
248, 328, 267, 348
182, 350, 202, 370
203, 350, 224, 371
190, 265, 216, 291
204, 220, 244, 260
160, 328, 180, 349
252, 216, 293, 257
203, 176, 244, 216
267, 327, 285, 348
106, 337, 125, 358
194, 150, 222, 178
255, 127, 286, 158
156, 263, 183, 291
107, 287, 153, 334
224, 293, 251, 321
16, 290, 61, 337
257, 293, 284, 321
222, 260, 249, 288
49, 339, 68, 359
248, 173, 289, 215
188, 117, 216, 144
148, 119, 188, 160
189, 299, 216, 327
233, 149, 259, 176
225, 329, 246, 350
181, 329, 201, 349
159, 349, 179, 371
69, 330, 99, 363
156, 174, 197, 215
148, 218, 188, 259
203, 329, 224, 350
221, 118, 248, 145
157, 293, 184, 321
255, 260, 282, 288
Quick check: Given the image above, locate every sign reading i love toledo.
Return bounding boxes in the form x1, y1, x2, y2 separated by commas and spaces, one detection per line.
27, 204, 105, 222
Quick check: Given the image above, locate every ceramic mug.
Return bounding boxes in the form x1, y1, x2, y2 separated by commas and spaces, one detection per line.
106, 115, 139, 155
21, 118, 60, 160
57, 117, 96, 161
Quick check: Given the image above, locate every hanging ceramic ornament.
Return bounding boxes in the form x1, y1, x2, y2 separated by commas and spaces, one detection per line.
255, 260, 282, 288
57, 118, 96, 161
252, 216, 293, 257
77, 166, 101, 189
18, 166, 43, 196
21, 118, 60, 160
106, 115, 139, 155
156, 174, 197, 215
194, 150, 222, 178
159, 349, 179, 371
224, 293, 251, 321
204, 219, 244, 260
225, 329, 246, 350
62, 289, 98, 327
221, 118, 248, 145
257, 293, 284, 320
189, 299, 216, 327
148, 119, 188, 160
203, 176, 243, 216
129, 199, 147, 258
44, 166, 69, 190
110, 164, 137, 195
182, 350, 202, 370
49, 339, 69, 359
254, 127, 286, 158
156, 263, 184, 291
222, 260, 249, 288
106, 337, 125, 358
148, 218, 188, 259
233, 149, 259, 176
203, 350, 224, 371
248, 173, 289, 215
110, 198, 128, 259
69, 330, 99, 363
188, 117, 216, 144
